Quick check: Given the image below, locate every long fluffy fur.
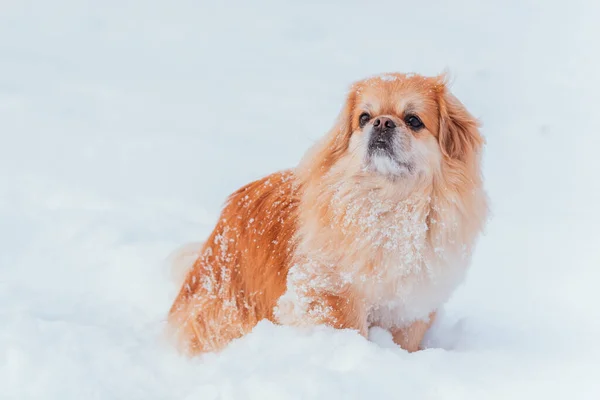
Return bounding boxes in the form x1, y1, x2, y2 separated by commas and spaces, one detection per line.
168, 73, 488, 354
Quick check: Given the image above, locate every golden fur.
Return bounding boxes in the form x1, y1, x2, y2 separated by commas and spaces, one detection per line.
168, 72, 488, 354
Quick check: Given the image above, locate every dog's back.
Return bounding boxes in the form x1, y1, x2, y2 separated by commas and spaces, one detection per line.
168, 170, 299, 354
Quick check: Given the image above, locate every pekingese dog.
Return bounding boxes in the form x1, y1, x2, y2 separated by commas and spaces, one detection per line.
168, 72, 488, 354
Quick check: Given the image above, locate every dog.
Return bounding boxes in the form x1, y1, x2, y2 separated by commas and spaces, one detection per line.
168, 72, 488, 354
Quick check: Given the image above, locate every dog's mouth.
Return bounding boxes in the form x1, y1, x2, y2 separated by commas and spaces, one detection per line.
365, 150, 414, 176
369, 138, 392, 151
367, 133, 394, 154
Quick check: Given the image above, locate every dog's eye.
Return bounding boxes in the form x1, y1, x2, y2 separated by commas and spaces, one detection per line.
405, 115, 424, 130
359, 112, 371, 127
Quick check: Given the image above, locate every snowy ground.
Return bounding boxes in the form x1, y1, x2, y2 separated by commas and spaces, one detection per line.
2, 1, 600, 399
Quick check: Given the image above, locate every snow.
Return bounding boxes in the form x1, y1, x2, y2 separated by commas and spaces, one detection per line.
1, 0, 600, 399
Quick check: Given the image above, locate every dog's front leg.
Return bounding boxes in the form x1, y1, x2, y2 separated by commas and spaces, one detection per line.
275, 285, 368, 337
389, 311, 436, 352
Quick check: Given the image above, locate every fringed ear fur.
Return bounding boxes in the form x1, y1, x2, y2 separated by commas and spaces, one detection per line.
297, 89, 356, 183
436, 81, 483, 162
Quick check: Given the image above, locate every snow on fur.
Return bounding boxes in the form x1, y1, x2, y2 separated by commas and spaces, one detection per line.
1, 0, 600, 399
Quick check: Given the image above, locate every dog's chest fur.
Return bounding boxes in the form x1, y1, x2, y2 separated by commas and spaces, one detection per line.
300, 183, 469, 328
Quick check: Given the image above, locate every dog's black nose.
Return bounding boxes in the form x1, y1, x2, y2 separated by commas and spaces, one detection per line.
373, 117, 396, 130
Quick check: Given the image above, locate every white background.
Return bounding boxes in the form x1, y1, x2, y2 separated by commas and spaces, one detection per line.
1, 0, 599, 398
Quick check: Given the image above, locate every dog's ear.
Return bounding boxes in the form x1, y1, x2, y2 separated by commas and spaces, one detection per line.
298, 88, 357, 182
436, 79, 483, 162
326, 88, 357, 162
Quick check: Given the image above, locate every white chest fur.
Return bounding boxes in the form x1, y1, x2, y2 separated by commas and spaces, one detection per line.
285, 183, 472, 330
362, 250, 468, 329
330, 189, 469, 328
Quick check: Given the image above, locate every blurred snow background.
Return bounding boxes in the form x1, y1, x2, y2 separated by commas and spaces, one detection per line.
1, 0, 599, 399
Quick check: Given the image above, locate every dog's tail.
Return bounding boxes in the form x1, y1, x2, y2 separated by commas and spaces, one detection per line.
165, 241, 204, 287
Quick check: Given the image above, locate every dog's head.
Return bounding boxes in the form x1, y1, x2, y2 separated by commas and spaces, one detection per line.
299, 73, 483, 197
